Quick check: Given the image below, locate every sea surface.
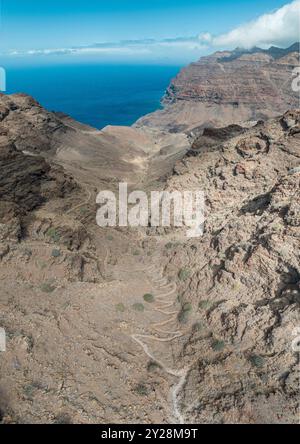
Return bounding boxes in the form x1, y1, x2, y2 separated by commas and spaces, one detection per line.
5, 64, 181, 129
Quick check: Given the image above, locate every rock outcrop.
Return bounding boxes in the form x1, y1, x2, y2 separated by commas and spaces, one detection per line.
136, 43, 300, 132
156, 110, 300, 423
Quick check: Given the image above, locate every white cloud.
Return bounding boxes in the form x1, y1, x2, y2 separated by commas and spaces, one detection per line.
6, 37, 207, 59
202, 0, 300, 49
23, 46, 150, 56
4, 1, 299, 60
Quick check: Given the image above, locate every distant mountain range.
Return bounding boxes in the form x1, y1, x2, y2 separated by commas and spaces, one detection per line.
218, 42, 300, 62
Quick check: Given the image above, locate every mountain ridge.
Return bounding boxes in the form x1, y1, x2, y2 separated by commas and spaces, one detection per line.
135, 42, 299, 132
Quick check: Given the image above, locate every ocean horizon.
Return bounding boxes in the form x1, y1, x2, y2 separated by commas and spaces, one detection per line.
4, 63, 181, 129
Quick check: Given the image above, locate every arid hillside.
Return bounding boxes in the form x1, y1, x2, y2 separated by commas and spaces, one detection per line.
0, 45, 299, 424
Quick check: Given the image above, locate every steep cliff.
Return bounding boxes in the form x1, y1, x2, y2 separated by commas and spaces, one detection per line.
136, 43, 300, 132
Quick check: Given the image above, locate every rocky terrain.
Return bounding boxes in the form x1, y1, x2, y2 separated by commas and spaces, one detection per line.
136, 43, 300, 133
158, 110, 300, 423
0, 44, 299, 424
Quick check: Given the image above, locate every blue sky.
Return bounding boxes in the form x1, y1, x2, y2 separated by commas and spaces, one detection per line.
0, 0, 299, 63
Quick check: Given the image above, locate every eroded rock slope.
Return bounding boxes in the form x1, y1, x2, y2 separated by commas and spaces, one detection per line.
136, 43, 299, 132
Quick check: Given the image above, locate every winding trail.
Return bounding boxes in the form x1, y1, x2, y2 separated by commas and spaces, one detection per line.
66, 186, 92, 216
63, 184, 193, 423
128, 260, 192, 424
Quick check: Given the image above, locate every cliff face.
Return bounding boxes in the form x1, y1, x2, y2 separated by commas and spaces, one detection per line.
136, 43, 300, 132
0, 139, 77, 242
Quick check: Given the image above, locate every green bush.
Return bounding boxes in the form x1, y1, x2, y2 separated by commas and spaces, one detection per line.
178, 302, 193, 324
134, 383, 148, 396
46, 228, 61, 243
182, 302, 192, 312
165, 242, 174, 250
178, 310, 190, 324
54, 413, 72, 425
133, 303, 145, 312
249, 355, 265, 368
40, 282, 56, 293
212, 339, 225, 352
23, 384, 36, 400
199, 300, 213, 310
143, 294, 155, 303
192, 321, 205, 332
116, 303, 126, 313
147, 361, 161, 372
178, 268, 191, 281
51, 249, 61, 258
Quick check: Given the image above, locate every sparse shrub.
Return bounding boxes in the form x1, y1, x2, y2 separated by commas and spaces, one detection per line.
165, 242, 174, 250
54, 413, 72, 424
178, 268, 191, 281
178, 310, 190, 324
193, 321, 205, 332
182, 302, 192, 312
40, 282, 56, 293
80, 207, 88, 215
133, 303, 145, 312
143, 294, 155, 303
212, 339, 225, 352
51, 249, 61, 258
147, 361, 161, 372
107, 235, 114, 241
134, 383, 148, 396
116, 303, 126, 313
46, 227, 60, 243
23, 384, 36, 400
133, 250, 140, 256
166, 241, 181, 249
199, 300, 213, 310
249, 354, 265, 368
178, 302, 193, 324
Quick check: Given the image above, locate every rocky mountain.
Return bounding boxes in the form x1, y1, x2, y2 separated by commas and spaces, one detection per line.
150, 110, 300, 423
0, 45, 299, 424
136, 43, 300, 133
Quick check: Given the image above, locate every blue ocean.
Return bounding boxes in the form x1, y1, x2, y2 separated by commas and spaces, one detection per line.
5, 64, 181, 129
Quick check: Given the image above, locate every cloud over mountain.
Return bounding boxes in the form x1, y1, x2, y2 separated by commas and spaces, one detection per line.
201, 0, 300, 49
